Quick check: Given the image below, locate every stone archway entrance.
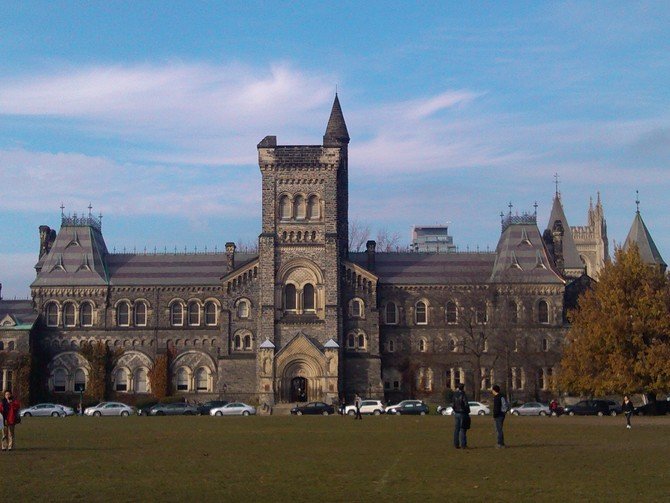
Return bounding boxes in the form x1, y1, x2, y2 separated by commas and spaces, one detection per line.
290, 376, 308, 402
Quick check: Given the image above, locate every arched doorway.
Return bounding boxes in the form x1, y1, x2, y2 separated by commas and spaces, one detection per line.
290, 376, 307, 402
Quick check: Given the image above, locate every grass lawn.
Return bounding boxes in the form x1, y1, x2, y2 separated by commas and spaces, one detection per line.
3, 413, 670, 501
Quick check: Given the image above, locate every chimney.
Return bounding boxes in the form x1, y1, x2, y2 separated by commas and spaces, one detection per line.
225, 242, 236, 270
366, 240, 376, 272
39, 225, 54, 258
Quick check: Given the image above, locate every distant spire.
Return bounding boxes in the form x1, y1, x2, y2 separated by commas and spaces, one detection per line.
635, 190, 640, 214
554, 173, 560, 199
323, 94, 350, 146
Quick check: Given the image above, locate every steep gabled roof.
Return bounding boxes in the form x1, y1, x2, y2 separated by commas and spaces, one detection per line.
546, 195, 583, 271
0, 300, 37, 329
323, 94, 350, 146
624, 211, 666, 268
491, 218, 565, 284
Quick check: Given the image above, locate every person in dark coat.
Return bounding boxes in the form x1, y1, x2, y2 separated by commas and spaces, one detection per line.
622, 395, 634, 429
452, 383, 471, 449
354, 394, 363, 420
491, 384, 506, 448
2, 390, 21, 451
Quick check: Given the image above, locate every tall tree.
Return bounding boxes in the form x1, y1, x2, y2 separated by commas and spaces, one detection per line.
559, 245, 670, 400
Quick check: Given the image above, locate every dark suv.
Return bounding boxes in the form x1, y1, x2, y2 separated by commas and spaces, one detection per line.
564, 399, 612, 416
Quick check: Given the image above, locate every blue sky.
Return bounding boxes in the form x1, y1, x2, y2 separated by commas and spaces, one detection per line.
1, 1, 669, 298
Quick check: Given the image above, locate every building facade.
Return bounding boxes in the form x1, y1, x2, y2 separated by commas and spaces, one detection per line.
3, 96, 665, 406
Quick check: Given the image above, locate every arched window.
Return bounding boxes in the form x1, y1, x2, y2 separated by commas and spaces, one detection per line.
74, 369, 86, 392
542, 338, 549, 351
205, 302, 217, 325
448, 338, 457, 352
285, 284, 297, 311
176, 368, 189, 391
446, 301, 457, 324
195, 368, 208, 391
116, 302, 130, 327
237, 300, 250, 319
385, 302, 398, 325
303, 284, 315, 311
388, 339, 395, 352
357, 333, 366, 350
415, 301, 428, 325
234, 334, 242, 350
188, 302, 200, 326
350, 299, 363, 318
134, 302, 147, 326
63, 303, 76, 327
307, 195, 320, 220
419, 338, 427, 352
170, 302, 184, 326
46, 302, 59, 327
243, 334, 252, 350
294, 195, 306, 219
80, 303, 93, 327
508, 301, 518, 324
134, 368, 147, 393
347, 333, 355, 348
279, 195, 292, 220
114, 369, 128, 392
53, 368, 67, 392
538, 300, 549, 324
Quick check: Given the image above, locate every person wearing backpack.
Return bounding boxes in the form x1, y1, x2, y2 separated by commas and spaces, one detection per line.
492, 385, 507, 449
452, 383, 471, 449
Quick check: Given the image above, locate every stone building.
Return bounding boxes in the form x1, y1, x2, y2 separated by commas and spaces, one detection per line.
8, 95, 664, 405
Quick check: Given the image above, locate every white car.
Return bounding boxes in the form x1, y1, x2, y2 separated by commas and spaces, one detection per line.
84, 402, 135, 416
20, 403, 74, 417
509, 402, 550, 416
438, 401, 491, 416
385, 400, 423, 415
343, 400, 385, 416
210, 402, 256, 416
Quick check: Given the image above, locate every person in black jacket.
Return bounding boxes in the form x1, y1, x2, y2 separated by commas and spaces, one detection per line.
622, 395, 634, 429
492, 384, 506, 448
452, 383, 471, 449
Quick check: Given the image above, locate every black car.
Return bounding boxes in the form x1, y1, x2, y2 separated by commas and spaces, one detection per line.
290, 402, 335, 415
634, 401, 670, 416
564, 399, 613, 416
196, 400, 229, 416
396, 401, 429, 415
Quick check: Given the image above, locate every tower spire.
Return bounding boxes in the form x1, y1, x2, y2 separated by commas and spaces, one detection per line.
323, 94, 350, 146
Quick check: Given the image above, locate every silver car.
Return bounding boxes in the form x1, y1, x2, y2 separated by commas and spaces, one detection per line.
84, 402, 135, 417
509, 402, 550, 416
210, 402, 256, 416
20, 403, 74, 417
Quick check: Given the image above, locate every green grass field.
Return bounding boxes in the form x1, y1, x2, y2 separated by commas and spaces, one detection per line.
3, 414, 669, 501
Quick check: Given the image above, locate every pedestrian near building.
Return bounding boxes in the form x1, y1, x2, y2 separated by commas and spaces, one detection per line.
622, 395, 634, 429
491, 385, 507, 448
2, 390, 21, 451
452, 383, 471, 449
354, 394, 363, 420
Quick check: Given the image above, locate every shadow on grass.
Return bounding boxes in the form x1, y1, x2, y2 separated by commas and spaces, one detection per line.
9, 446, 126, 453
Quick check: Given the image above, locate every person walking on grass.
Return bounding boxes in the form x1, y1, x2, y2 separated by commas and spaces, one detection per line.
2, 390, 21, 451
354, 394, 363, 420
491, 385, 507, 448
452, 383, 470, 449
622, 395, 634, 429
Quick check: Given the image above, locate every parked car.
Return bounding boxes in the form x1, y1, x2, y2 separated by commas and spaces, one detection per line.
20, 403, 74, 417
606, 400, 623, 416
290, 401, 335, 416
84, 402, 135, 417
343, 400, 385, 416
509, 402, 551, 416
196, 400, 229, 416
634, 401, 670, 416
210, 402, 257, 416
564, 400, 612, 416
385, 400, 423, 415
144, 402, 200, 416
395, 401, 429, 415
437, 401, 491, 416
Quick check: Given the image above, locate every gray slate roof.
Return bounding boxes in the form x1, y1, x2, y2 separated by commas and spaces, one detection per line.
624, 212, 666, 267
349, 252, 496, 285
0, 300, 37, 329
490, 222, 565, 284
546, 195, 583, 271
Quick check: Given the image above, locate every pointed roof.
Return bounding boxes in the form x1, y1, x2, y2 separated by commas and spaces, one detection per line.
323, 94, 350, 146
624, 211, 666, 268
546, 195, 583, 271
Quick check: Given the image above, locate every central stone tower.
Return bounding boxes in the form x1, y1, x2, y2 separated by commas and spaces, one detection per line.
256, 96, 349, 404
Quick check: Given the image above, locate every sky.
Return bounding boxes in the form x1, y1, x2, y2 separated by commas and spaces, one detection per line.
1, 1, 669, 298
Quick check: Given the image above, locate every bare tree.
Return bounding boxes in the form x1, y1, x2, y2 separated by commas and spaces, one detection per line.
375, 227, 402, 252
236, 237, 259, 253
348, 220, 371, 252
